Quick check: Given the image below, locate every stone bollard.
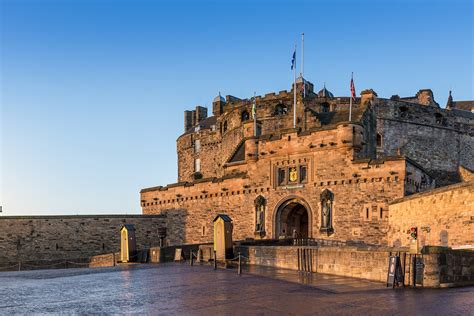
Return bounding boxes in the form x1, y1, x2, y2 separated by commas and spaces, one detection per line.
190, 250, 194, 266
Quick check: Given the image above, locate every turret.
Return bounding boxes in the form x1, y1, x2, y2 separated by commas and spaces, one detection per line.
337, 122, 363, 149
243, 120, 261, 162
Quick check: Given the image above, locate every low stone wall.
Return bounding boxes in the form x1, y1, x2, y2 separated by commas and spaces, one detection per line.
422, 247, 474, 288
0, 215, 166, 266
236, 245, 474, 288
388, 181, 474, 248
89, 253, 118, 268
237, 245, 394, 283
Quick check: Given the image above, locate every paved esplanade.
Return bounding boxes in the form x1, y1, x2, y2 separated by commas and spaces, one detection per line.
0, 264, 472, 315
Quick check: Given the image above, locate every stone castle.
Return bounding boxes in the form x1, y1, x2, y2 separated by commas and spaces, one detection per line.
140, 78, 474, 247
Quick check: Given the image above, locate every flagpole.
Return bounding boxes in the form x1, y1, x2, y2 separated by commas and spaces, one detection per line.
293, 44, 297, 129
253, 92, 257, 137
301, 33, 304, 78
301, 32, 305, 98
349, 72, 353, 122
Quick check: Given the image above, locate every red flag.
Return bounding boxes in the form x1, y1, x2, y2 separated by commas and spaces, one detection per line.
350, 74, 356, 100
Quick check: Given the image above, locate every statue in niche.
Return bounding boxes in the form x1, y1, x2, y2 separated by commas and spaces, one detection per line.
320, 189, 334, 233
254, 196, 266, 236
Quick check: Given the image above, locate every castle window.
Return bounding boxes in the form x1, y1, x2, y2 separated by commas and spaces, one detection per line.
194, 140, 201, 153
194, 158, 201, 172
376, 133, 382, 147
435, 113, 445, 125
299, 165, 307, 183
223, 121, 228, 133
399, 106, 408, 118
274, 104, 288, 115
241, 110, 250, 122
321, 103, 330, 113
380, 207, 383, 219
277, 168, 286, 185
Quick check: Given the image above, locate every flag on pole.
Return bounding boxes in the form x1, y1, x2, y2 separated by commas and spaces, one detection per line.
291, 50, 296, 70
350, 73, 356, 100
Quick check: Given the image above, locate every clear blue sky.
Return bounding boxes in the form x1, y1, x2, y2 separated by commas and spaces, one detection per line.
1, 0, 472, 215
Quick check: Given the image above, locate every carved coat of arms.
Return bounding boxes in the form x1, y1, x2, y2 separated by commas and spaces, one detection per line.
289, 167, 298, 182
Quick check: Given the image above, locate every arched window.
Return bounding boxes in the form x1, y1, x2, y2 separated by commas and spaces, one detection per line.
376, 133, 382, 147
254, 196, 266, 236
274, 104, 288, 115
241, 110, 250, 122
320, 189, 334, 233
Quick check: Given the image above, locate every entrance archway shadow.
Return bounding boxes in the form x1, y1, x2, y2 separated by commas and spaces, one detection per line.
274, 196, 312, 239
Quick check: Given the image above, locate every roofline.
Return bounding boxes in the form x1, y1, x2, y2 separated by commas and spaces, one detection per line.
389, 180, 473, 205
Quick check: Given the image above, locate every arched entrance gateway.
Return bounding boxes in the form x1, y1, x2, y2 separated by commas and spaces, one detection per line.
274, 197, 312, 239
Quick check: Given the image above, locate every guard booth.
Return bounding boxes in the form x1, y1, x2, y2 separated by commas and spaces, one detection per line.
213, 214, 233, 260
120, 224, 137, 263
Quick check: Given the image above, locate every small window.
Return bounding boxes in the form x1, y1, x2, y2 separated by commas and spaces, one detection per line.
194, 140, 201, 153
194, 158, 201, 172
435, 113, 444, 125
223, 121, 228, 133
379, 207, 383, 219
376, 133, 382, 147
278, 168, 286, 185
241, 110, 250, 122
299, 165, 307, 183
201, 225, 206, 236
275, 104, 288, 115
399, 106, 408, 118
366, 208, 369, 219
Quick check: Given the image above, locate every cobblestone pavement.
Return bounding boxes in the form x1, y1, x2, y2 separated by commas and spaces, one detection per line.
0, 263, 473, 315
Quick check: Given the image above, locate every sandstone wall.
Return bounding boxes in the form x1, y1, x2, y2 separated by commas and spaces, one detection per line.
142, 127, 411, 246
236, 245, 474, 287
0, 215, 166, 265
388, 181, 474, 248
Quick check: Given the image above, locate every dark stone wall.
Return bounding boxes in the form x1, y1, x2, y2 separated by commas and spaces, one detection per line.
375, 100, 473, 186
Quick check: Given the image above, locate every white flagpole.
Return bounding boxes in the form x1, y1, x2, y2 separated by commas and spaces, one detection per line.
301, 32, 305, 98
253, 92, 257, 137
349, 72, 353, 122
293, 44, 297, 129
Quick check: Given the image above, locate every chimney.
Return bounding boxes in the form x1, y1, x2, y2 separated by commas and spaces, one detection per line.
184, 110, 195, 132
195, 106, 208, 124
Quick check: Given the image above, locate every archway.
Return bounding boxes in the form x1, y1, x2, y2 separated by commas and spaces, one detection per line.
274, 198, 311, 239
